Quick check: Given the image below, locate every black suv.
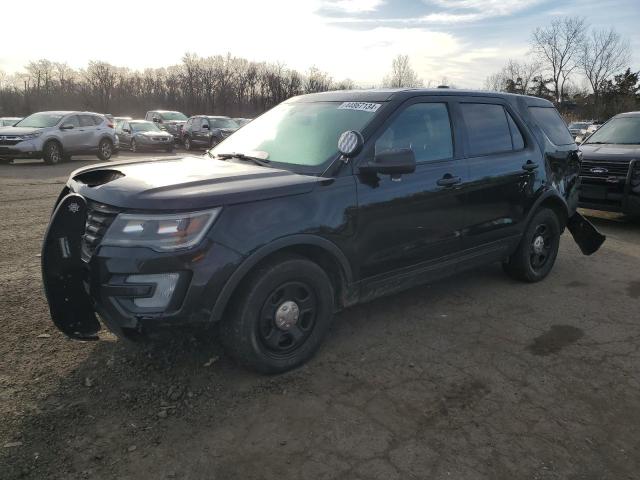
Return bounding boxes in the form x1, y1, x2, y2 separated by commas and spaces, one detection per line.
42, 89, 604, 373
578, 111, 640, 215
182, 115, 240, 151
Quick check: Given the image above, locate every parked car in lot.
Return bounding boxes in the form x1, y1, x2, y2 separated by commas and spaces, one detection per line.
113, 116, 132, 127
116, 120, 174, 152
578, 111, 640, 215
0, 111, 116, 164
42, 89, 604, 373
567, 121, 591, 139
0, 117, 22, 127
182, 115, 239, 150
145, 110, 187, 142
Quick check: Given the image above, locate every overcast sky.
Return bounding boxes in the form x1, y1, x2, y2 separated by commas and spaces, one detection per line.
1, 0, 638, 88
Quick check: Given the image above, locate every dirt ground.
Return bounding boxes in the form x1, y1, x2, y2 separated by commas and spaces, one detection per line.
1, 153, 639, 480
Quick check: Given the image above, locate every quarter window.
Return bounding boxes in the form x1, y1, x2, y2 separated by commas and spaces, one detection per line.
460, 103, 512, 156
375, 103, 453, 163
528, 107, 574, 145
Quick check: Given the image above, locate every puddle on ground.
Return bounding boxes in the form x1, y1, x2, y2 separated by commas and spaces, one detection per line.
627, 281, 640, 299
527, 325, 584, 356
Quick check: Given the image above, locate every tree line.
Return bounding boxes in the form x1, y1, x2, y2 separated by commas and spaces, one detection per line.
484, 17, 638, 120
0, 53, 355, 118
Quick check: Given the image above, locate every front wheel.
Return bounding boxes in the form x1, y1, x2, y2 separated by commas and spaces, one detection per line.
184, 136, 192, 151
43, 141, 62, 165
220, 256, 335, 374
503, 209, 561, 282
130, 139, 138, 153
97, 139, 113, 161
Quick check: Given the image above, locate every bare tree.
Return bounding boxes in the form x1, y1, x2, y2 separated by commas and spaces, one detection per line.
580, 27, 630, 107
532, 17, 587, 103
382, 55, 423, 88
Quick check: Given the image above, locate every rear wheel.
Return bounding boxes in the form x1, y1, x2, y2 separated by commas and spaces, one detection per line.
97, 139, 113, 161
220, 256, 334, 373
43, 141, 62, 165
503, 209, 561, 282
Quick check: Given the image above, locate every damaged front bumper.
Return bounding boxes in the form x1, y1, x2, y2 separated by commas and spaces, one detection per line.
41, 193, 242, 340
567, 212, 606, 256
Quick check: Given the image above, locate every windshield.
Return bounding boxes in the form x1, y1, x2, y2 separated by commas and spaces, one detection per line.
15, 113, 63, 128
160, 112, 187, 121
585, 117, 640, 145
131, 122, 162, 132
209, 118, 239, 129
209, 101, 380, 168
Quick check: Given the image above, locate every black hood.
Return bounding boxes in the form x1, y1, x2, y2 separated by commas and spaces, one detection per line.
580, 143, 640, 161
68, 156, 320, 210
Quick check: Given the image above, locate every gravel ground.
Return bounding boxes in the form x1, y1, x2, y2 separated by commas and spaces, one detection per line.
1, 152, 639, 479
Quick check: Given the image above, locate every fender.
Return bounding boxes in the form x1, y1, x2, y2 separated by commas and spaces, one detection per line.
523, 187, 569, 228
210, 234, 354, 323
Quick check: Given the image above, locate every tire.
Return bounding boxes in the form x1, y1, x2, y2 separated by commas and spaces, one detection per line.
130, 139, 138, 153
184, 136, 192, 151
209, 138, 219, 149
220, 255, 335, 374
165, 145, 174, 153
43, 141, 62, 165
97, 138, 113, 161
503, 209, 561, 282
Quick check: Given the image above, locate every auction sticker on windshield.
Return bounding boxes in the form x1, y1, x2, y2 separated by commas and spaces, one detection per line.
338, 102, 381, 112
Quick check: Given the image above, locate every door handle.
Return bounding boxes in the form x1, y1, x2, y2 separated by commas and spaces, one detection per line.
522, 161, 539, 172
437, 175, 462, 187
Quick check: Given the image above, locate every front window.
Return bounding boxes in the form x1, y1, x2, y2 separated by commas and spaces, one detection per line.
15, 113, 64, 128
131, 122, 162, 133
584, 116, 640, 145
209, 101, 381, 168
160, 112, 188, 121
209, 118, 239, 129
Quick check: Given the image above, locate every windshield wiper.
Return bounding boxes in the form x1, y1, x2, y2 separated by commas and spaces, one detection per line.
214, 152, 271, 167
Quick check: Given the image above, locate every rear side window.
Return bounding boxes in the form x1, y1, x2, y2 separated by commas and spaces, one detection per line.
79, 115, 95, 127
528, 107, 574, 145
460, 103, 512, 156
375, 103, 453, 163
92, 115, 104, 125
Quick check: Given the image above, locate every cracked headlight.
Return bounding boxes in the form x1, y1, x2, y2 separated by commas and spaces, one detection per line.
102, 208, 221, 251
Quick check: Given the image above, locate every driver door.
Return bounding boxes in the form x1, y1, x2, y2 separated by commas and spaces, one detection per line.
59, 115, 84, 153
354, 98, 469, 294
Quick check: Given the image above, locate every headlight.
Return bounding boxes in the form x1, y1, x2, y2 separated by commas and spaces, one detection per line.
21, 131, 42, 141
102, 208, 221, 251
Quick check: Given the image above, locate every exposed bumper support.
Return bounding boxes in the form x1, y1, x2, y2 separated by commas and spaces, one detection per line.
566, 212, 606, 256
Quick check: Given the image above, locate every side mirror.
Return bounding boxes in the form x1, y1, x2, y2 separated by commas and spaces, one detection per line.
202, 123, 210, 130
575, 135, 584, 144
60, 123, 74, 130
337, 130, 364, 158
360, 148, 416, 175
123, 128, 131, 134
152, 117, 160, 123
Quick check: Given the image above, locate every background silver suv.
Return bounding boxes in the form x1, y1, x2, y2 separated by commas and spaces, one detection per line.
0, 111, 118, 165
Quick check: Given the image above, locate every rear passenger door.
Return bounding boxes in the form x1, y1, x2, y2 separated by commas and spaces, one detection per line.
78, 115, 98, 151
454, 98, 536, 256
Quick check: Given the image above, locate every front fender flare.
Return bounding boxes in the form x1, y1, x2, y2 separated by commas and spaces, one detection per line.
210, 234, 353, 323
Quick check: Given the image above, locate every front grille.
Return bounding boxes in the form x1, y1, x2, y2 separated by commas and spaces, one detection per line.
0, 137, 21, 146
579, 159, 632, 179
152, 137, 168, 141
81, 201, 121, 262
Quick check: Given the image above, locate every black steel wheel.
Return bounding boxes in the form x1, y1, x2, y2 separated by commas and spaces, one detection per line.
503, 208, 561, 282
220, 255, 334, 373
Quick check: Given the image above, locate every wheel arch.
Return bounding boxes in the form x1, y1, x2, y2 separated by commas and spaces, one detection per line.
525, 190, 569, 230
210, 235, 355, 324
